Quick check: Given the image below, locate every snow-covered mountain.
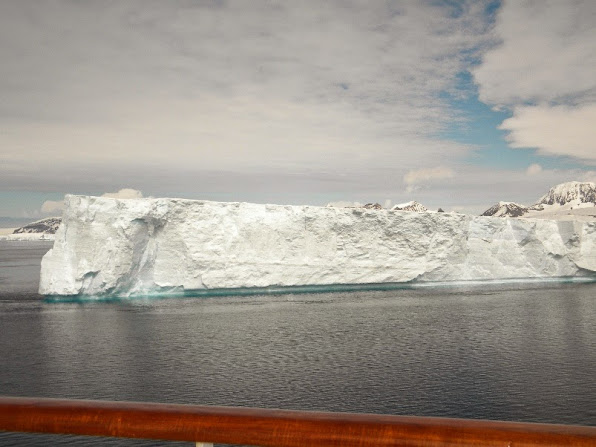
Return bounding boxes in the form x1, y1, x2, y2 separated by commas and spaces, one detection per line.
482, 182, 596, 220
392, 201, 428, 212
536, 181, 596, 206
13, 217, 61, 234
326, 201, 428, 212
363, 203, 383, 210
481, 202, 528, 218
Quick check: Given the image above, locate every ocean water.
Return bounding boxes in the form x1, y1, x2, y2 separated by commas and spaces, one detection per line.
0, 240, 595, 446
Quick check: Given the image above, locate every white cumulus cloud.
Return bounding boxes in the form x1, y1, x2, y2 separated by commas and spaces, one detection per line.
501, 105, 596, 162
473, 0, 596, 162
526, 164, 543, 176
403, 166, 455, 193
40, 200, 65, 215
474, 0, 596, 106
101, 188, 143, 199
40, 188, 143, 216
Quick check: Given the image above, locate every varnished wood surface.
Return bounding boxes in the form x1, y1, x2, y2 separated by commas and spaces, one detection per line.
1, 396, 595, 446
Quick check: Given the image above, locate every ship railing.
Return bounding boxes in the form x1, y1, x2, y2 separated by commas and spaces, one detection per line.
1, 396, 596, 446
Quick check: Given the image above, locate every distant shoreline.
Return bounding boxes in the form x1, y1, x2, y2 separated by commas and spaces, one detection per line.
0, 230, 55, 241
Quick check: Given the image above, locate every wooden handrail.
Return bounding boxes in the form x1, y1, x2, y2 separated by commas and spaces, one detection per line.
1, 396, 596, 446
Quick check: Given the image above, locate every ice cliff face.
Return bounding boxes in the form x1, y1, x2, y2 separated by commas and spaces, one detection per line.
39, 195, 596, 297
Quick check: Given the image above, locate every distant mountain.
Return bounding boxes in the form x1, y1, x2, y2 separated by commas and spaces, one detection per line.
535, 181, 596, 206
481, 181, 596, 220
13, 217, 61, 234
481, 202, 528, 218
392, 201, 428, 212
363, 203, 383, 210
325, 201, 429, 212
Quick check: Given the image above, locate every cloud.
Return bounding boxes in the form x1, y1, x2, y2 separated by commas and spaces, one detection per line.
5, 1, 591, 216
473, 0, 596, 161
500, 105, 596, 162
579, 171, 596, 184
474, 1, 596, 106
0, 1, 491, 189
403, 166, 455, 193
24, 167, 596, 218
40, 200, 65, 215
101, 188, 143, 199
39, 188, 143, 216
526, 164, 543, 176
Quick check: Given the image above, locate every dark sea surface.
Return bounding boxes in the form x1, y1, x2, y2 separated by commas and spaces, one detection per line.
0, 240, 595, 445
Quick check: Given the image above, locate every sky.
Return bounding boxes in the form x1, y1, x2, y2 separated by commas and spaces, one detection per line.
1, 0, 595, 219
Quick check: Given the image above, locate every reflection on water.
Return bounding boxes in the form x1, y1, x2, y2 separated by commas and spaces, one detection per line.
0, 241, 595, 446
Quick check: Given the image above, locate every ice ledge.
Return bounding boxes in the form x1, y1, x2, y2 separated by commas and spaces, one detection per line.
39, 195, 596, 297
43, 277, 596, 302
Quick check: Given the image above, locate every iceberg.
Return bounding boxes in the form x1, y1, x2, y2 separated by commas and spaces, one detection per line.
39, 195, 596, 297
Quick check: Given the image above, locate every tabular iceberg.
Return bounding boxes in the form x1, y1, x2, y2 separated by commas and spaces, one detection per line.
39, 195, 596, 297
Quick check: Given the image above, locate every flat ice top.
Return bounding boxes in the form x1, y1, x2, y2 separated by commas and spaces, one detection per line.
524, 204, 596, 222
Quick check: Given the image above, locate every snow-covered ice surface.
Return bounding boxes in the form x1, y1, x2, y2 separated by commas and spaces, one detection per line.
39, 195, 596, 297
524, 204, 596, 222
0, 232, 55, 241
